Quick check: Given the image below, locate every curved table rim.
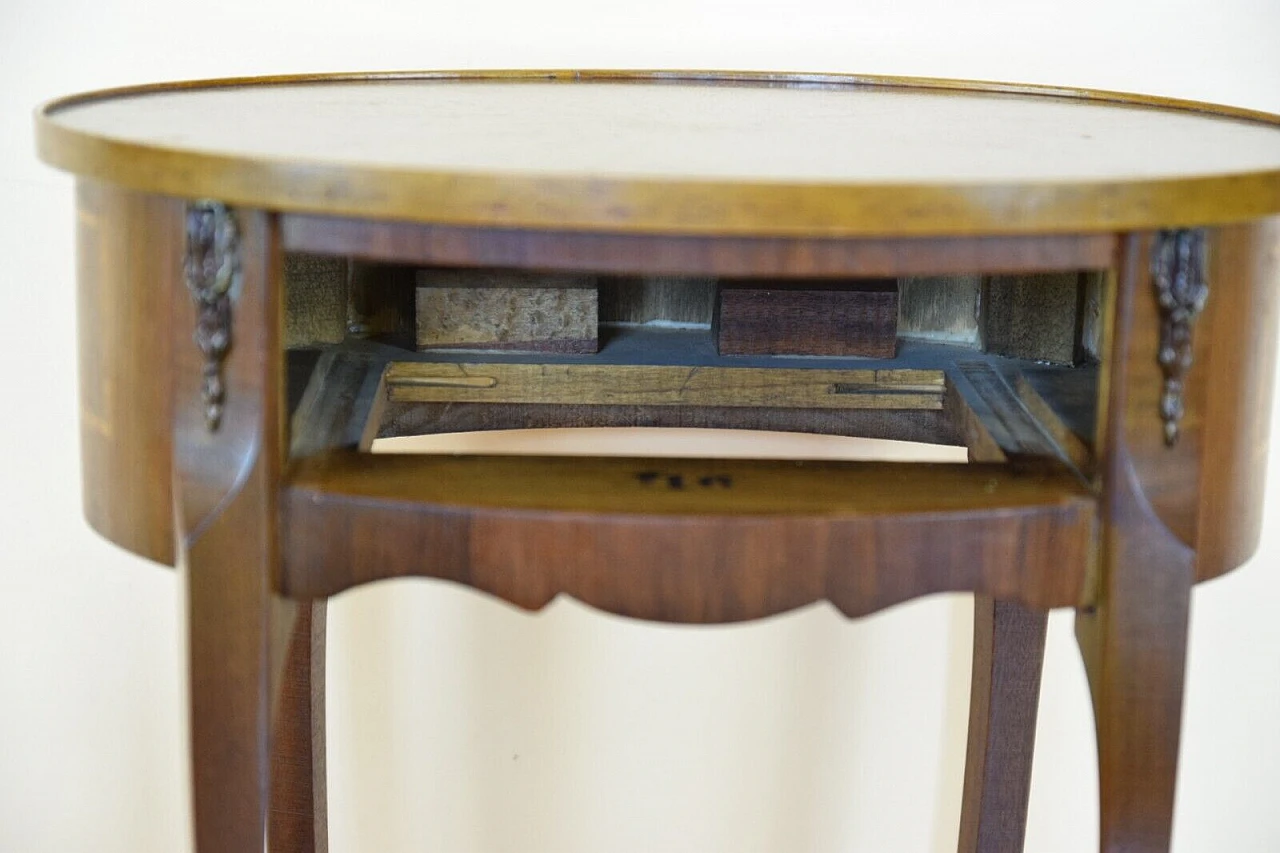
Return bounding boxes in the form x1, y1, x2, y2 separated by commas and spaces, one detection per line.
35, 69, 1280, 238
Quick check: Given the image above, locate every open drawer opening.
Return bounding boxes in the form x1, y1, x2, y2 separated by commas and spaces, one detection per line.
284, 254, 1105, 479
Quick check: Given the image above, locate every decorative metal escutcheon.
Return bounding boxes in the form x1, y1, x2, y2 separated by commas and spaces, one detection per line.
184, 201, 241, 431
1151, 228, 1209, 447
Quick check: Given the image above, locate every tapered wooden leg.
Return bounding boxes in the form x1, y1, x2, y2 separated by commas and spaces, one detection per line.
271, 602, 328, 853
183, 521, 298, 852
1076, 456, 1193, 853
1071, 232, 1197, 853
958, 596, 1048, 853
175, 206, 295, 852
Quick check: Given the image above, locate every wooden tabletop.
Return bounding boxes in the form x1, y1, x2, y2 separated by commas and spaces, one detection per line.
36, 70, 1280, 236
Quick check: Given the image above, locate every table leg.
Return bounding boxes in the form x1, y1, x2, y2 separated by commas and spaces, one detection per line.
182, 509, 301, 853
271, 602, 328, 853
1076, 454, 1193, 853
175, 206, 303, 852
958, 596, 1048, 853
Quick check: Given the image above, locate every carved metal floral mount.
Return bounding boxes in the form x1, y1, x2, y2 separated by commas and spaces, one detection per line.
184, 201, 241, 431
1151, 228, 1209, 447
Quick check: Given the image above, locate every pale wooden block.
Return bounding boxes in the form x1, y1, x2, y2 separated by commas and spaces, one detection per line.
416, 270, 597, 352
898, 275, 983, 346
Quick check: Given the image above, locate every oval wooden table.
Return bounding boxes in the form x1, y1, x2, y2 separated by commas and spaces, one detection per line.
36, 71, 1280, 852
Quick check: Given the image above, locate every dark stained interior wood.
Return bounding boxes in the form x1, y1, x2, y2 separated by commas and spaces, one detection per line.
982, 273, 1086, 364
376, 401, 955, 447
715, 281, 898, 357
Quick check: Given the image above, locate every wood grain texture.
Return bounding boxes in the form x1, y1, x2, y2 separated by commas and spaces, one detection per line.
384, 361, 943, 410
375, 400, 955, 447
281, 452, 1095, 615
599, 277, 715, 325
282, 215, 1118, 279
956, 406, 1051, 853
958, 598, 1048, 853
981, 273, 1084, 364
270, 347, 391, 852
1076, 230, 1195, 853
899, 275, 983, 346
346, 261, 415, 343
285, 254, 347, 347
43, 72, 1280, 852
173, 209, 298, 853
1009, 368, 1097, 479
270, 603, 327, 853
289, 350, 387, 459
36, 71, 1280, 236
715, 282, 898, 357
1076, 450, 1193, 853
75, 180, 181, 565
1195, 217, 1280, 581
1114, 235, 1203, 547
415, 270, 597, 352
948, 361, 1079, 470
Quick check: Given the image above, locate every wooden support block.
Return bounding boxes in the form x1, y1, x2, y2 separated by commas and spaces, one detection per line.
285, 254, 348, 347
715, 281, 898, 357
981, 273, 1083, 364
416, 270, 598, 353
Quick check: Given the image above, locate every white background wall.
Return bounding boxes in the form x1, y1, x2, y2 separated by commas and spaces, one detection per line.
3, 1, 1279, 850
